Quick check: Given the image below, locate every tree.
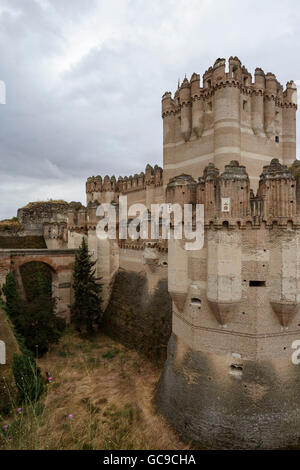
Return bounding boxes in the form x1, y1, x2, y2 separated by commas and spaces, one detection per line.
15, 294, 65, 356
71, 237, 102, 333
2, 267, 65, 356
2, 271, 21, 320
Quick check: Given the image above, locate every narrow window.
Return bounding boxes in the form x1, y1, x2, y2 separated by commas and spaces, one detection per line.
190, 298, 201, 307
229, 364, 243, 377
249, 280, 265, 287
275, 135, 279, 143
230, 364, 243, 372
207, 101, 212, 112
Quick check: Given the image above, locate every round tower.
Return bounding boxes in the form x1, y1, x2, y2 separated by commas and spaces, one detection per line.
190, 73, 204, 138
213, 58, 241, 170
251, 68, 265, 136
179, 78, 192, 142
264, 73, 277, 138
282, 81, 297, 166
162, 91, 175, 146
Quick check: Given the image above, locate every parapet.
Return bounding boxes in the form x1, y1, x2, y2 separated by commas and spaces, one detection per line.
219, 160, 249, 181
165, 159, 300, 227
161, 56, 297, 147
162, 57, 297, 107
86, 164, 163, 201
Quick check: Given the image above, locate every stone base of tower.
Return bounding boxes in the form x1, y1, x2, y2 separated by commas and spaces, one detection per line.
155, 334, 300, 450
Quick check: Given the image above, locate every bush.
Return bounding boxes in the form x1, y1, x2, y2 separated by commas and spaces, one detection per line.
2, 272, 21, 321
15, 294, 65, 356
2, 268, 65, 356
12, 353, 43, 403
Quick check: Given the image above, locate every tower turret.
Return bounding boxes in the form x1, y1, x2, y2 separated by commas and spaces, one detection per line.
190, 73, 204, 138
282, 81, 297, 166
178, 78, 192, 142
162, 91, 175, 146
264, 73, 277, 138
251, 68, 265, 136
219, 161, 250, 218
257, 158, 296, 219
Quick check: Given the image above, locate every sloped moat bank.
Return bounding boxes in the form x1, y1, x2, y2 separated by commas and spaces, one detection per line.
103, 270, 172, 363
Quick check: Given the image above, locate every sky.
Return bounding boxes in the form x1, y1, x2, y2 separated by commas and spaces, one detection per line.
1, 0, 300, 219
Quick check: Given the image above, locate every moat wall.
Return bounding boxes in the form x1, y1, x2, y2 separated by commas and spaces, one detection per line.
103, 270, 172, 362
155, 334, 300, 450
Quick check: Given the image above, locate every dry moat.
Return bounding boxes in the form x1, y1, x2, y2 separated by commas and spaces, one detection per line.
0, 329, 189, 451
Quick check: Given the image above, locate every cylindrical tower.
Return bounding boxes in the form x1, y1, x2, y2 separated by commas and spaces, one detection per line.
191, 73, 204, 138
251, 68, 265, 136
257, 158, 296, 219
219, 160, 250, 218
264, 73, 277, 138
213, 57, 241, 170
282, 81, 297, 166
179, 78, 192, 142
161, 92, 175, 146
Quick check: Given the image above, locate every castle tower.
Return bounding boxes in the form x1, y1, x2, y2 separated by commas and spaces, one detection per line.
156, 158, 300, 449
74, 56, 300, 449
162, 57, 297, 192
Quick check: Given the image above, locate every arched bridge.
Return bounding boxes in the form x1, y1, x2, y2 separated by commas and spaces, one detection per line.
0, 249, 75, 321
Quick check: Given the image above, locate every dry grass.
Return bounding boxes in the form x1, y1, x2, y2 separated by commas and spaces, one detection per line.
22, 200, 68, 209
0, 329, 189, 450
0, 217, 20, 231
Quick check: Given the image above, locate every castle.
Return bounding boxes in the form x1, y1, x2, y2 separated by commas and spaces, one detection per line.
3, 56, 300, 449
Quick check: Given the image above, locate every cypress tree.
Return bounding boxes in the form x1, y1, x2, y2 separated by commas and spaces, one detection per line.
71, 237, 102, 333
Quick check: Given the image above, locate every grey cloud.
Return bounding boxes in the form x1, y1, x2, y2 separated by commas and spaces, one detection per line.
0, 0, 300, 219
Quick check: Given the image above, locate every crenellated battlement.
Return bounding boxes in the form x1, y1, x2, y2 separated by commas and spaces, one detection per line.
77, 158, 300, 237
162, 57, 297, 189
165, 159, 300, 228
85, 164, 163, 204
162, 57, 296, 115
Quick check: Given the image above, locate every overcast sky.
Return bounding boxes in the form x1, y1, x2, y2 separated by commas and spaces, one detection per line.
0, 0, 300, 219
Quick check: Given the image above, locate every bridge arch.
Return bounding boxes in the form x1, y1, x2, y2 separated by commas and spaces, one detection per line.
12, 260, 58, 305
0, 249, 75, 321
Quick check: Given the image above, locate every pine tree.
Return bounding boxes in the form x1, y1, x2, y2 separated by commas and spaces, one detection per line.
71, 237, 102, 333
2, 271, 21, 320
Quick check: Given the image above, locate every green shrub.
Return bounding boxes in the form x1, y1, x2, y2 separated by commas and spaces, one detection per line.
12, 353, 43, 403
2, 268, 65, 357
15, 294, 65, 356
2, 272, 21, 321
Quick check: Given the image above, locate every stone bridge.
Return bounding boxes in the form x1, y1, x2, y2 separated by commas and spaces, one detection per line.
0, 249, 75, 320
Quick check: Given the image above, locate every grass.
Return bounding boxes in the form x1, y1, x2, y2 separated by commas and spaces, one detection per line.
0, 329, 188, 450
0, 236, 47, 248
22, 200, 68, 209
0, 217, 21, 233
